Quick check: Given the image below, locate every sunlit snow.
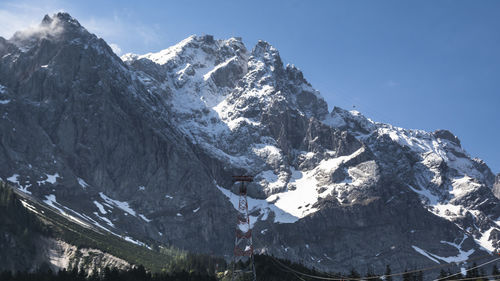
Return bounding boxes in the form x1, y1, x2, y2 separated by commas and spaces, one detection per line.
408, 185, 439, 205
7, 174, 32, 194
412, 237, 475, 264
93, 212, 114, 227
99, 192, 136, 217
93, 201, 107, 214
7, 174, 20, 185
77, 178, 89, 188
123, 236, 150, 249
37, 173, 60, 185
139, 214, 152, 222
412, 246, 440, 264
477, 227, 497, 252
20, 200, 42, 215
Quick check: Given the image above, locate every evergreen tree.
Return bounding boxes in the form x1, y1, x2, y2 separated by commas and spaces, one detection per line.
478, 268, 488, 281
438, 269, 448, 281
465, 262, 480, 280
385, 265, 392, 281
492, 264, 500, 277
403, 270, 411, 281
365, 268, 381, 281
0, 270, 12, 281
349, 268, 361, 279
416, 270, 423, 281
447, 269, 454, 281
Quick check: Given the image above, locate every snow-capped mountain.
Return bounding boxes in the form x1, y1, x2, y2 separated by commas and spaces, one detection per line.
1, 13, 498, 274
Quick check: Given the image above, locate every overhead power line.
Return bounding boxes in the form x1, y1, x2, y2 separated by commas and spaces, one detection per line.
432, 257, 500, 281
446, 274, 500, 281
268, 254, 500, 281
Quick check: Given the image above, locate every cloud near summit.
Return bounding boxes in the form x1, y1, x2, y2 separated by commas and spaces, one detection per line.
0, 0, 160, 54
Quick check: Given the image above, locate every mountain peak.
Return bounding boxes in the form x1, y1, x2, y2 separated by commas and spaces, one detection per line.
11, 12, 87, 48
433, 129, 461, 146
41, 12, 82, 28
253, 40, 274, 52
285, 64, 311, 87
9, 12, 95, 54
41, 14, 53, 25
252, 40, 280, 60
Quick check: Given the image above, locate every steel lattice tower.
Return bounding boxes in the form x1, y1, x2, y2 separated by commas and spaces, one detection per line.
231, 175, 257, 281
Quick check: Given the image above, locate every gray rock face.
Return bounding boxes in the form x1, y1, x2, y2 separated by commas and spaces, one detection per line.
494, 174, 500, 199
1, 12, 499, 276
39, 237, 131, 274
0, 13, 234, 254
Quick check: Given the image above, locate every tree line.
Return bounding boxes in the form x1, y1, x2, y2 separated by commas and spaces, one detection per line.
0, 265, 216, 281
252, 255, 500, 281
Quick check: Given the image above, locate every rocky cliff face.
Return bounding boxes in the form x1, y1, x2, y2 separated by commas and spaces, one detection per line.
493, 174, 500, 199
1, 232, 130, 273
0, 13, 235, 254
1, 13, 499, 274
40, 237, 131, 274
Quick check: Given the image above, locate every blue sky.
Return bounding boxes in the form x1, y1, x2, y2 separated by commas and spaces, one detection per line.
1, 0, 499, 173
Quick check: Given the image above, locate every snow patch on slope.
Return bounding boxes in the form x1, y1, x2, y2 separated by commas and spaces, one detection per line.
216, 146, 366, 224
93, 212, 114, 227
7, 174, 20, 185
412, 246, 440, 264
20, 199, 42, 215
139, 214, 152, 222
93, 201, 107, 214
216, 183, 298, 223
477, 227, 497, 252
128, 35, 196, 65
437, 237, 475, 263
123, 236, 151, 249
99, 192, 136, 217
412, 237, 475, 264
78, 178, 89, 188
7, 174, 32, 194
408, 185, 439, 205
44, 195, 93, 228
37, 173, 60, 185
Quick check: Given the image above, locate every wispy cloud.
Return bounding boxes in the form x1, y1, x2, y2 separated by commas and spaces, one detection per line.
0, 1, 63, 39
0, 0, 161, 54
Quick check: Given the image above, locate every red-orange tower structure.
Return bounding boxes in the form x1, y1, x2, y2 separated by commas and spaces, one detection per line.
231, 175, 257, 281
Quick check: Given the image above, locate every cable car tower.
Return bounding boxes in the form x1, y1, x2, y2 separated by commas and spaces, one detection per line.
231, 175, 257, 281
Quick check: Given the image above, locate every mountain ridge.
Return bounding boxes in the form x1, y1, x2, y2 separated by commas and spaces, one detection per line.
1, 12, 499, 275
